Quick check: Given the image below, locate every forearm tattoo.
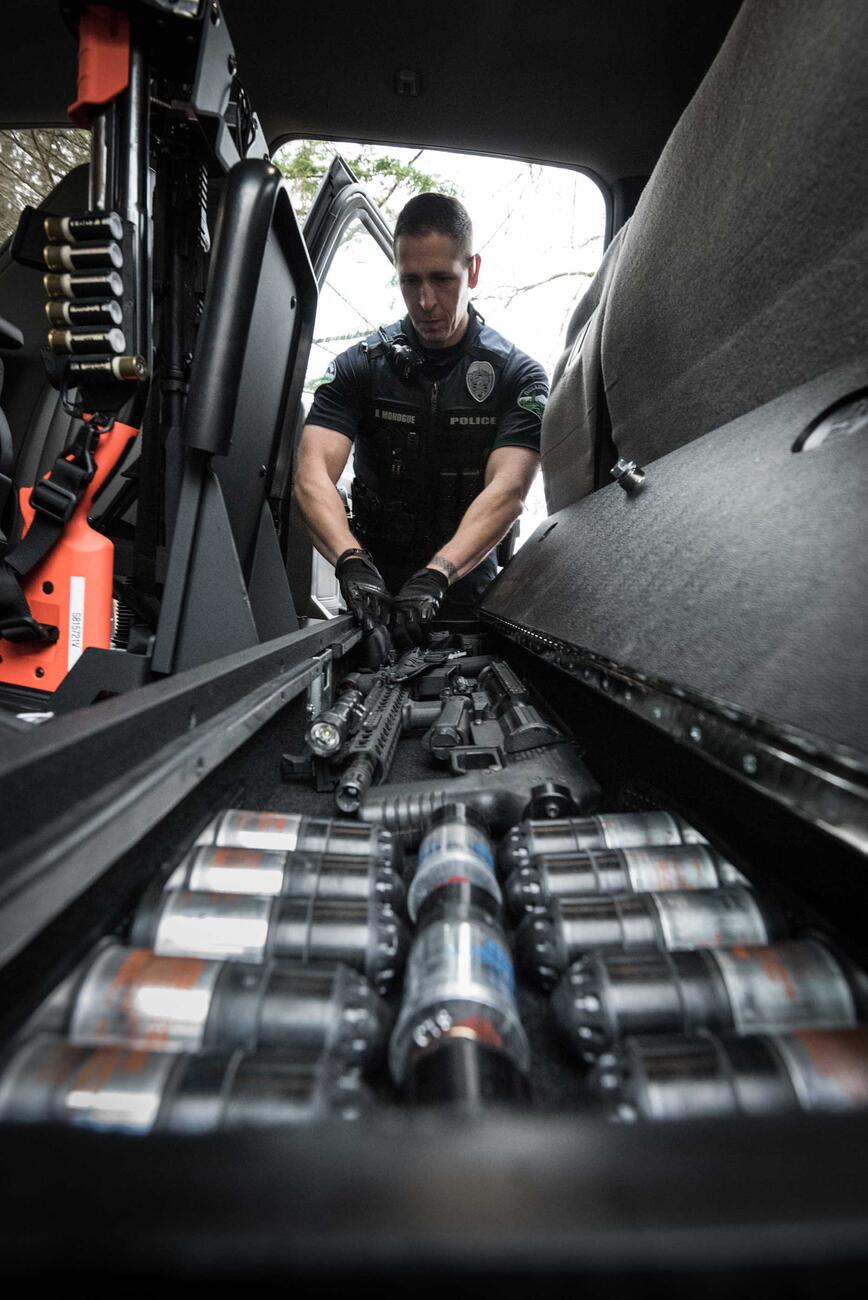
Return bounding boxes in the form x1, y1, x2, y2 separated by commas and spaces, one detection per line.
428, 554, 458, 584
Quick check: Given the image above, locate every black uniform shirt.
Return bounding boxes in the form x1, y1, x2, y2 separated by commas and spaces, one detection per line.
306, 308, 547, 456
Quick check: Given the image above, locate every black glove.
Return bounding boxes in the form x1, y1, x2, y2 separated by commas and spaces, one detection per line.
335, 549, 390, 632
391, 567, 449, 648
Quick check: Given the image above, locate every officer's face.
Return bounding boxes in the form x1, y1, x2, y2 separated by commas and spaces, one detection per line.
396, 231, 481, 349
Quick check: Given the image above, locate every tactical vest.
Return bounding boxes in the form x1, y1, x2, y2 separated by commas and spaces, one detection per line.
351, 310, 514, 567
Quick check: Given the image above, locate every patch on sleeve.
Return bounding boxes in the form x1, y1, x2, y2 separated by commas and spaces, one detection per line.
312, 359, 337, 389
516, 380, 548, 419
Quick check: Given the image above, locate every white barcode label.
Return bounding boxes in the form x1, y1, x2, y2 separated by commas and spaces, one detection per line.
68, 575, 86, 670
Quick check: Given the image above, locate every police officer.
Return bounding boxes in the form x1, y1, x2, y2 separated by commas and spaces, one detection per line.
294, 193, 547, 647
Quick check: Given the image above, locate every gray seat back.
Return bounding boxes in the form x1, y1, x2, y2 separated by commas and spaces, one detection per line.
543, 0, 868, 511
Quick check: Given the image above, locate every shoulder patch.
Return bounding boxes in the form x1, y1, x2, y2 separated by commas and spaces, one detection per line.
466, 359, 496, 403
517, 380, 548, 419
313, 359, 337, 389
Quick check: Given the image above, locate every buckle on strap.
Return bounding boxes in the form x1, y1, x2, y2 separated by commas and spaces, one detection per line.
28, 420, 101, 525
29, 476, 80, 525
0, 614, 59, 645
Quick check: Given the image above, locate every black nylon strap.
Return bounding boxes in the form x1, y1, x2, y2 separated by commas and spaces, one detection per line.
0, 563, 54, 643
0, 357, 57, 643
0, 419, 100, 643
5, 452, 94, 578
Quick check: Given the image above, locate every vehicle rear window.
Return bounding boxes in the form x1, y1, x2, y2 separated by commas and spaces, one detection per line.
275, 139, 607, 548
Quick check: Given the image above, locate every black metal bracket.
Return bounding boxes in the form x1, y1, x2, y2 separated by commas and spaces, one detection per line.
280, 647, 336, 787
279, 750, 337, 792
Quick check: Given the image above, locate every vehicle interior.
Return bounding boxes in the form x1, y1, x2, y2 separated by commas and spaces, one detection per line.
1, 0, 867, 1292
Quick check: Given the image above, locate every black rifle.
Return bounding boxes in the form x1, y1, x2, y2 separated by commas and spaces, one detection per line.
286, 640, 464, 804
330, 642, 472, 809
334, 678, 407, 813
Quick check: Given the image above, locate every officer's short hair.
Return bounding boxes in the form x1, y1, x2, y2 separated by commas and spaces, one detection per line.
394, 194, 474, 259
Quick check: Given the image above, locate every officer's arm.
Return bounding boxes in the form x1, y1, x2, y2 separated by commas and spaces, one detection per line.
292, 424, 360, 565
426, 446, 539, 583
